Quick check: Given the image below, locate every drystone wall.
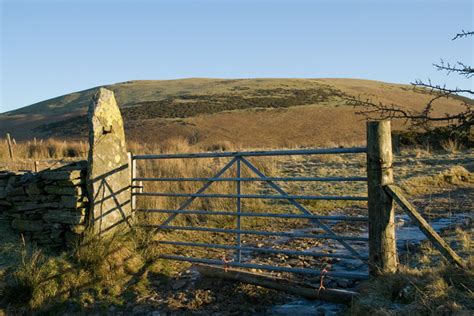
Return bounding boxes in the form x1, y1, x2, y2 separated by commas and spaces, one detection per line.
0, 161, 88, 248
0, 88, 132, 247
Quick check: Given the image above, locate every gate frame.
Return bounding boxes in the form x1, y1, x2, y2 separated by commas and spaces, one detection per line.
129, 120, 399, 279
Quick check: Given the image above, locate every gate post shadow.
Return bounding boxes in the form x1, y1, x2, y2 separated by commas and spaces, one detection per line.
87, 163, 132, 236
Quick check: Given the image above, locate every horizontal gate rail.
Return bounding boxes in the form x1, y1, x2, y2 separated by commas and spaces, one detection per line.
131, 145, 370, 276
141, 225, 369, 241
133, 147, 367, 160
137, 209, 368, 222
240, 157, 366, 260
135, 192, 368, 201
159, 255, 369, 280
134, 176, 367, 182
157, 157, 239, 228
154, 240, 368, 260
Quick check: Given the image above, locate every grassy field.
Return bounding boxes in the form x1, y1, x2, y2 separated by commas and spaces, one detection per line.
1, 78, 470, 148
0, 138, 472, 314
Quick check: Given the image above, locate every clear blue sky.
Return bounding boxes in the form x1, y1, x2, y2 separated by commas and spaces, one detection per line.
1, 0, 472, 112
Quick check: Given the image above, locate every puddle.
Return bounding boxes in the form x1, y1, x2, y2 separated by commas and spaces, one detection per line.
267, 211, 471, 315
395, 212, 472, 247
271, 299, 343, 315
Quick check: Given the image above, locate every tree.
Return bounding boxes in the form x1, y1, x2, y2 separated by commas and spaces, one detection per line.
347, 30, 473, 136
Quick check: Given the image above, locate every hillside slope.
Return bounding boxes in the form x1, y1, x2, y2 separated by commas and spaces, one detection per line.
0, 78, 468, 147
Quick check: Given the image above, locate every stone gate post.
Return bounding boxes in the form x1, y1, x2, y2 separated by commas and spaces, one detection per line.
86, 88, 132, 235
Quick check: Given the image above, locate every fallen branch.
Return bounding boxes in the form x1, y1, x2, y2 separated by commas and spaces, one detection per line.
195, 264, 358, 305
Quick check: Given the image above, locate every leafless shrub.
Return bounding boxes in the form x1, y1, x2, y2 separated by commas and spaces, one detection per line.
440, 138, 463, 154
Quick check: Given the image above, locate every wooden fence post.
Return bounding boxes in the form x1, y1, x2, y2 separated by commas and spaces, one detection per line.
6, 133, 14, 160
367, 121, 398, 275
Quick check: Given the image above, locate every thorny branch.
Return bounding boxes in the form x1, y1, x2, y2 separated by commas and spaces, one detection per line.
432, 60, 473, 78
348, 31, 473, 132
452, 30, 474, 40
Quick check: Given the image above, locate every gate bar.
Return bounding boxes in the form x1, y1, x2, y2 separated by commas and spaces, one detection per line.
134, 176, 368, 182
136, 209, 368, 222
159, 255, 369, 279
159, 157, 238, 228
135, 192, 368, 201
142, 225, 369, 241
154, 240, 367, 260
241, 157, 366, 261
133, 147, 367, 160
236, 157, 242, 262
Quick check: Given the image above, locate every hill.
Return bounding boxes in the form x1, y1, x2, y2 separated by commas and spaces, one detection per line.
0, 78, 469, 148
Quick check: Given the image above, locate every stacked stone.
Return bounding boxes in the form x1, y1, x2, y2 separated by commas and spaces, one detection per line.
0, 161, 89, 248
0, 172, 14, 216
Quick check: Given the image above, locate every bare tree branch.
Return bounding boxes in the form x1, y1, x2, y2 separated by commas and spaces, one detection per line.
433, 60, 473, 78
412, 80, 474, 95
347, 96, 471, 129
452, 30, 474, 40
348, 30, 473, 133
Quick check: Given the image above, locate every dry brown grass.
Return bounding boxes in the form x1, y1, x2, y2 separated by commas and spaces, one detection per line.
125, 105, 372, 149
1, 231, 150, 313
351, 228, 474, 315
1, 132, 472, 314
131, 137, 279, 229
0, 138, 87, 161
0, 138, 88, 172
2, 78, 468, 148
440, 138, 463, 154
400, 166, 473, 196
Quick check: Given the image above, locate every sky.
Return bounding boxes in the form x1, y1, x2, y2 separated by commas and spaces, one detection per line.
0, 0, 472, 113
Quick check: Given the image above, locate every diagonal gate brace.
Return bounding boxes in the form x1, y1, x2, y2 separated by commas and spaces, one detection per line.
158, 157, 238, 228
384, 184, 467, 269
240, 157, 366, 262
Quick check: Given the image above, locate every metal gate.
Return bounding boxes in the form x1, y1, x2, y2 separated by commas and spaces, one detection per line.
130, 147, 370, 280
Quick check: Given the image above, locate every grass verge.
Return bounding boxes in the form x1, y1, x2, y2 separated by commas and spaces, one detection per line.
351, 228, 473, 315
